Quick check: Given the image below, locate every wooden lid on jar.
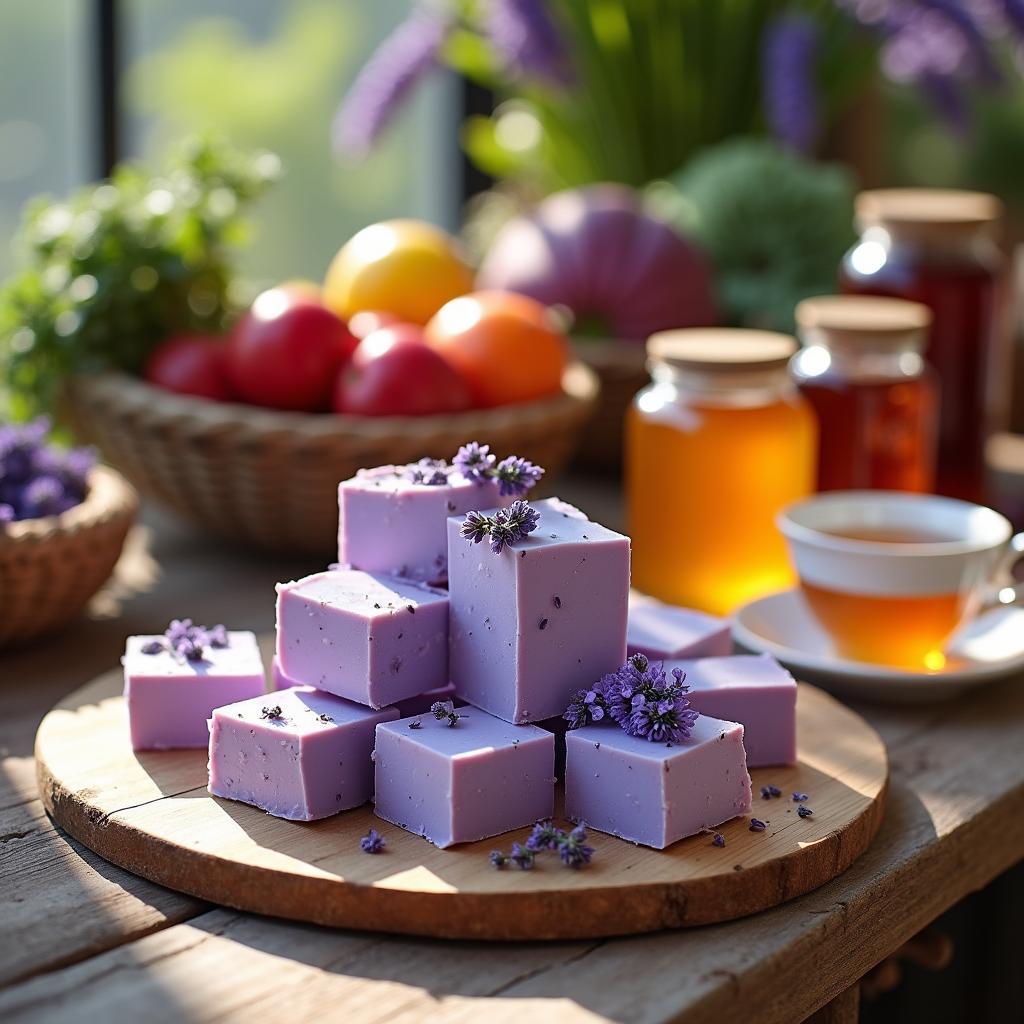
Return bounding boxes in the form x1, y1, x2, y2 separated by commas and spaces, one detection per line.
647, 328, 797, 372
795, 295, 932, 350
855, 188, 1001, 242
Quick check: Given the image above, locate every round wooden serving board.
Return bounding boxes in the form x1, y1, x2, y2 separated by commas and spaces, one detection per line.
36, 672, 887, 941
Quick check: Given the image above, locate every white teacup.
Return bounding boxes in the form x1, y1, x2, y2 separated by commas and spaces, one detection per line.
778, 491, 1024, 670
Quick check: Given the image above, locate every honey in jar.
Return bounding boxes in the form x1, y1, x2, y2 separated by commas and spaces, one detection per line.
627, 329, 817, 615
793, 295, 939, 493
840, 188, 1004, 502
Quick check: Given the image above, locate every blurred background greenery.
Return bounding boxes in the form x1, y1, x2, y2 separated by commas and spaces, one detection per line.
0, 0, 457, 285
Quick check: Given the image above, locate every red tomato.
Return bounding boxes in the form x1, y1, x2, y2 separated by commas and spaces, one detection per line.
334, 324, 473, 416
347, 309, 401, 341
227, 287, 357, 411
144, 334, 233, 401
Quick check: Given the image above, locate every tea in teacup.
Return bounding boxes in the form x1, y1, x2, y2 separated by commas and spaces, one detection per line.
778, 492, 1019, 670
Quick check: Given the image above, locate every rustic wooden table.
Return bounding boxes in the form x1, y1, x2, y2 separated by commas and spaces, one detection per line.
2, 487, 1023, 1024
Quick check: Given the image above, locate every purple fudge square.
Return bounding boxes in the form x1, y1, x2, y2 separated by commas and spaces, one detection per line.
338, 465, 509, 584
273, 654, 457, 717
447, 497, 629, 723
565, 715, 752, 849
627, 592, 732, 661
667, 654, 798, 767
208, 685, 398, 820
123, 630, 266, 751
374, 711, 555, 848
276, 569, 448, 709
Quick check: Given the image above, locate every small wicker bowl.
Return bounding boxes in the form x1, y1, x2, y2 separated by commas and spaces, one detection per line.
63, 363, 599, 554
0, 465, 138, 648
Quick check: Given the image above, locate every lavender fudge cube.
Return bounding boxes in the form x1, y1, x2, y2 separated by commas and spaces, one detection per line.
374, 711, 555, 847
565, 716, 752, 849
123, 631, 265, 751
276, 569, 448, 709
339, 465, 509, 583
448, 497, 629, 724
627, 592, 731, 661
208, 686, 398, 820
667, 654, 798, 767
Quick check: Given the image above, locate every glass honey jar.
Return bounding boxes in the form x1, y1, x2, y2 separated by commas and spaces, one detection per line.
840, 188, 1003, 502
793, 295, 939, 494
626, 329, 817, 616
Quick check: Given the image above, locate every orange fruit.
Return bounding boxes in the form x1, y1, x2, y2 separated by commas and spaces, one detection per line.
323, 220, 474, 326
424, 290, 568, 407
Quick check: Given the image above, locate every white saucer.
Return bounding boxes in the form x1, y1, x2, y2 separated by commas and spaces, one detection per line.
732, 589, 1024, 703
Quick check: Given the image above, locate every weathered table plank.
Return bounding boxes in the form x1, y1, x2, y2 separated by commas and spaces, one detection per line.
3, 669, 1022, 1024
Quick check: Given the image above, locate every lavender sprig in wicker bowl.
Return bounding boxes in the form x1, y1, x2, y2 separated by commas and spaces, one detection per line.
0, 421, 138, 648
62, 363, 597, 554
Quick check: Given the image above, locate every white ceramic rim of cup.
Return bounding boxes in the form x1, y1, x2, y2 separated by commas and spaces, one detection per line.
778, 491, 1012, 597
778, 491, 1011, 556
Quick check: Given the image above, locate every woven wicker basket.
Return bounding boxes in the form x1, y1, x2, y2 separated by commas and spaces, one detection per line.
63, 363, 599, 554
0, 465, 138, 648
571, 337, 648, 474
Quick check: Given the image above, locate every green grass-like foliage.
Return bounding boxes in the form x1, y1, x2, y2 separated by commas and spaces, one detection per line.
0, 137, 279, 419
672, 138, 857, 332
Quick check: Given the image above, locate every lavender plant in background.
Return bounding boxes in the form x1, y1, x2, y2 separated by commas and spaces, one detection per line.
487, 0, 573, 86
762, 14, 821, 154
332, 2, 453, 158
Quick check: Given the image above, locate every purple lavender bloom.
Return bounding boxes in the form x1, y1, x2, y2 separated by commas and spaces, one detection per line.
761, 784, 782, 800
798, 805, 815, 818
22, 475, 64, 517
453, 442, 496, 483
333, 5, 452, 158
749, 818, 768, 832
625, 693, 699, 744
509, 841, 536, 869
460, 510, 492, 545
490, 849, 509, 869
792, 791, 810, 802
488, 0, 573, 86
563, 680, 609, 729
488, 499, 540, 553
711, 832, 726, 848
557, 823, 594, 869
140, 639, 166, 655
762, 13, 821, 154
405, 458, 450, 486
526, 819, 566, 852
360, 828, 386, 853
207, 624, 229, 648
493, 455, 545, 497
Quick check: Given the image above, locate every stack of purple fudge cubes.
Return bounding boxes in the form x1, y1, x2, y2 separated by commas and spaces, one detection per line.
124, 455, 799, 851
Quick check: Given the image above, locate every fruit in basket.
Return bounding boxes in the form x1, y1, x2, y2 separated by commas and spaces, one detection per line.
476, 184, 716, 341
424, 291, 568, 408
347, 310, 400, 340
322, 220, 474, 326
144, 334, 233, 401
334, 324, 473, 417
227, 286, 357, 411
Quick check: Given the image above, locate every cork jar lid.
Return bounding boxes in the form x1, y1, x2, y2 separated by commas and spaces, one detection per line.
856, 188, 1001, 241
647, 328, 797, 372
795, 295, 932, 348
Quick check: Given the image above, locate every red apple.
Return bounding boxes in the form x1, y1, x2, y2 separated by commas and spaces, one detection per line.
144, 333, 233, 401
227, 286, 357, 410
334, 324, 473, 416
347, 309, 401, 341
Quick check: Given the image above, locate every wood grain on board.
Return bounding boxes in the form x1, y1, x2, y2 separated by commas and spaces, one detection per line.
35, 670, 887, 941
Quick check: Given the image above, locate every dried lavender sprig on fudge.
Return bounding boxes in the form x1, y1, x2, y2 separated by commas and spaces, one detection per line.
140, 618, 231, 662
459, 499, 541, 554
453, 442, 544, 497
563, 653, 699, 744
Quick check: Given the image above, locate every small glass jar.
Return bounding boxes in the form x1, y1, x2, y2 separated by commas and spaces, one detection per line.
793, 295, 939, 493
626, 329, 817, 616
840, 188, 1003, 502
